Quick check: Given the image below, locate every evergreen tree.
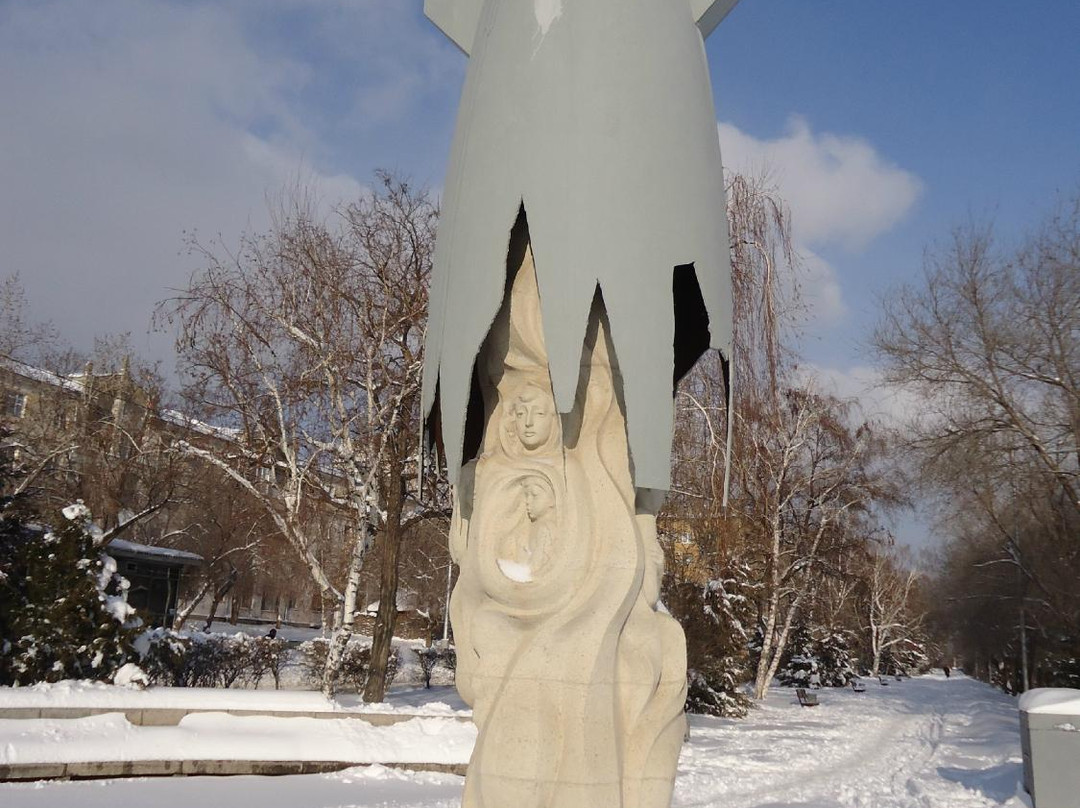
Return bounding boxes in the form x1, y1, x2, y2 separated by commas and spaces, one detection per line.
777, 625, 858, 687
0, 493, 140, 685
668, 561, 755, 717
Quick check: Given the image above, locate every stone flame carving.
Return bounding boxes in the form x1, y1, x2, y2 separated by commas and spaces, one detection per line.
449, 229, 687, 808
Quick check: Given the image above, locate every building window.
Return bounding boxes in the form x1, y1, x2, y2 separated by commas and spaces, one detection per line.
4, 392, 27, 418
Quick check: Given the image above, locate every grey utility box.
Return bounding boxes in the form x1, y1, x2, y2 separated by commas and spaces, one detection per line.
1019, 688, 1080, 807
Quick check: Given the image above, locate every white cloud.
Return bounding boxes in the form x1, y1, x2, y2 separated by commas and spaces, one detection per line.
717, 117, 921, 332
795, 362, 921, 427
796, 247, 847, 324
0, 0, 443, 361
719, 116, 923, 252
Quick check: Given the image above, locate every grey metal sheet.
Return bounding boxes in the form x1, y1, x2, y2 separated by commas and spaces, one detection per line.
691, 0, 742, 38
423, 0, 737, 491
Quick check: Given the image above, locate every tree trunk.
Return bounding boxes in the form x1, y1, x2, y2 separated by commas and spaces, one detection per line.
173, 575, 215, 631
200, 567, 238, 632
320, 592, 348, 698
753, 524, 783, 699
363, 471, 406, 703
753, 591, 779, 699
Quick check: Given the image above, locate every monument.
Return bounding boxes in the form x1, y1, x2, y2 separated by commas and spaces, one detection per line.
422, 2, 740, 806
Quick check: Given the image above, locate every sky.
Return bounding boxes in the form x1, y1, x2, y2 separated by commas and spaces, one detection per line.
2, 0, 1079, 544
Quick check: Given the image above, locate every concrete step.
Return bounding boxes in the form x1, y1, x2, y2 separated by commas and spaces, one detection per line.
0, 759, 468, 781
0, 706, 470, 726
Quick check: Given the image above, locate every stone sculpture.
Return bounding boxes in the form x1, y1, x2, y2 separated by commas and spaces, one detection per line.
449, 229, 688, 807
423, 2, 740, 806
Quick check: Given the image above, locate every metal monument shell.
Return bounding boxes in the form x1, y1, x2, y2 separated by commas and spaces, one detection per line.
422, 0, 738, 491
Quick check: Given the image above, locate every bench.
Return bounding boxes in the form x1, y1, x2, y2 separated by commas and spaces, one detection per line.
850, 679, 867, 693
878, 676, 889, 686
795, 688, 819, 707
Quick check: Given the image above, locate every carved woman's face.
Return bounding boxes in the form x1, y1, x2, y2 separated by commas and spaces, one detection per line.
521, 478, 555, 522
512, 385, 556, 450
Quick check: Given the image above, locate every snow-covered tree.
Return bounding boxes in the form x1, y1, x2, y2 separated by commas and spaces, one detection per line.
0, 500, 139, 685
860, 546, 925, 676
666, 559, 755, 717
162, 172, 446, 699
739, 388, 898, 699
776, 625, 858, 688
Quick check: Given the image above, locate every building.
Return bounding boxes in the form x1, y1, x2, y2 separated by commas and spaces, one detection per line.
107, 539, 204, 627
1, 356, 440, 636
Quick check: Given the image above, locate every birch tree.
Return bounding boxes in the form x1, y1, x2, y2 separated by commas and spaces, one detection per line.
162, 172, 441, 698
874, 191, 1080, 686
860, 546, 925, 676
741, 388, 896, 699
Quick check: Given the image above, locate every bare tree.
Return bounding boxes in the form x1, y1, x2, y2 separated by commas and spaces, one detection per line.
741, 388, 896, 699
873, 191, 1080, 685
0, 274, 58, 364
169, 472, 268, 630
860, 544, 925, 676
161, 171, 442, 698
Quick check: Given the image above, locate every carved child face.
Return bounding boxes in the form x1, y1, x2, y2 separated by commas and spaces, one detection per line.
512, 384, 556, 450
521, 477, 555, 522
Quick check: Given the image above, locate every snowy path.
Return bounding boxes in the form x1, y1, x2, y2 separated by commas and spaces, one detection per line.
0, 674, 1026, 807
676, 674, 1024, 808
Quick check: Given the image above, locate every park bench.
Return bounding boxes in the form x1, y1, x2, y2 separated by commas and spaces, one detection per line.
850, 679, 867, 693
878, 676, 889, 686
795, 688, 819, 707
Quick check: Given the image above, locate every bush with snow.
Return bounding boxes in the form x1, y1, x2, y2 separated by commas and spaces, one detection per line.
878, 635, 931, 677
137, 628, 288, 689
0, 504, 140, 686
300, 636, 399, 694
113, 661, 150, 688
416, 643, 456, 688
778, 627, 858, 688
1035, 639, 1080, 689
665, 564, 755, 718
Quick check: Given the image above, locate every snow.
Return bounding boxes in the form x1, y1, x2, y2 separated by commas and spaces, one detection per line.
61, 502, 92, 522
1, 765, 465, 808
107, 538, 203, 564
112, 663, 149, 689
160, 408, 241, 440
1018, 687, 1080, 716
0, 713, 475, 766
0, 674, 1027, 807
496, 558, 533, 582
0, 680, 469, 716
0, 357, 83, 394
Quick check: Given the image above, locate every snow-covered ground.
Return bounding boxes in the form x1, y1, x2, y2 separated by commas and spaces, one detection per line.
0, 679, 468, 716
0, 673, 1027, 807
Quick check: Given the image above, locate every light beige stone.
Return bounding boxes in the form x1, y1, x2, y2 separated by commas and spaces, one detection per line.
449, 231, 687, 808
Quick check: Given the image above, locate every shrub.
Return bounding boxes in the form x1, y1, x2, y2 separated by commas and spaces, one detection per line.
664, 564, 755, 718
244, 635, 288, 689
416, 643, 456, 688
686, 657, 751, 718
299, 636, 399, 694
777, 626, 858, 688
880, 636, 930, 677
137, 629, 193, 686
137, 629, 288, 688
0, 504, 140, 686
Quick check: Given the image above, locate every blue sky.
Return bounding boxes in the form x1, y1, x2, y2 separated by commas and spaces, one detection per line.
709, 1, 1080, 368
2, 0, 1078, 542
